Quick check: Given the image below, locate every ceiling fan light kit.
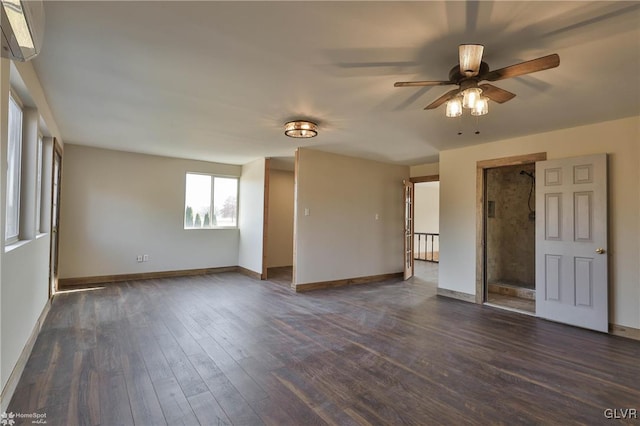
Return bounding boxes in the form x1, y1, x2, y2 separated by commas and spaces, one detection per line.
395, 44, 560, 122
284, 120, 318, 138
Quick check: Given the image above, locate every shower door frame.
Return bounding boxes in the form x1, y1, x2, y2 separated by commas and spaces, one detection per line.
475, 152, 547, 304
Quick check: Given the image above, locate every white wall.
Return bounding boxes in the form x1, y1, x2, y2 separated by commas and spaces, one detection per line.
58, 145, 241, 278
294, 148, 409, 285
414, 182, 439, 234
266, 169, 294, 268
439, 116, 640, 329
238, 158, 265, 275
1, 59, 62, 401
414, 181, 439, 255
1, 237, 49, 388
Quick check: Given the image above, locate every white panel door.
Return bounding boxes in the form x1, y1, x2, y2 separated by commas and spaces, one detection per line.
536, 154, 608, 332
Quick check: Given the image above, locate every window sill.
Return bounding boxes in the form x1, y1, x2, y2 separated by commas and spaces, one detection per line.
36, 232, 48, 239
5, 239, 31, 253
184, 227, 238, 231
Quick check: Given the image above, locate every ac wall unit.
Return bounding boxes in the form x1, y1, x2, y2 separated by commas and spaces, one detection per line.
0, 0, 44, 61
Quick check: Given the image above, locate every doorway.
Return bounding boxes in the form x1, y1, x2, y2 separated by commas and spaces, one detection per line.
404, 175, 439, 285
263, 157, 295, 287
413, 179, 439, 284
475, 153, 547, 310
49, 139, 63, 297
484, 163, 536, 313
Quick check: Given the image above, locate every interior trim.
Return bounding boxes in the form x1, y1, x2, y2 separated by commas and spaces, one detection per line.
58, 266, 238, 288
295, 272, 403, 292
261, 158, 271, 280
436, 287, 476, 303
410, 174, 439, 183
610, 323, 640, 341
238, 266, 262, 280
476, 152, 547, 304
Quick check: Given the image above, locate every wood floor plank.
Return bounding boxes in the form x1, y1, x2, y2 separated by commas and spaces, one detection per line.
188, 351, 265, 426
98, 372, 134, 426
8, 265, 640, 425
187, 391, 232, 426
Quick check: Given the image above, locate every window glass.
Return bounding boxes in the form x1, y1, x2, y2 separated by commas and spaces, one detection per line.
185, 173, 238, 229
213, 177, 238, 227
5, 93, 23, 241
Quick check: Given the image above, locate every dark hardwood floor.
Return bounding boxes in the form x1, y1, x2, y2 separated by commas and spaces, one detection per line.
7, 267, 640, 425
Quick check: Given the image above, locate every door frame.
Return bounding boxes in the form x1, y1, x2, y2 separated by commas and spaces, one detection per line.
261, 158, 271, 280
403, 179, 414, 280
49, 138, 63, 297
402, 175, 440, 280
475, 152, 547, 304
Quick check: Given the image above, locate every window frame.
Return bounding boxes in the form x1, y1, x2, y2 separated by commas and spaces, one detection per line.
35, 132, 43, 233
5, 90, 24, 244
184, 172, 239, 230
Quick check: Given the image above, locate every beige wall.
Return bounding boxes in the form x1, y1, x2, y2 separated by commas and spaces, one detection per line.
410, 162, 439, 177
238, 158, 265, 275
266, 169, 294, 268
439, 116, 640, 329
294, 148, 409, 286
58, 145, 241, 278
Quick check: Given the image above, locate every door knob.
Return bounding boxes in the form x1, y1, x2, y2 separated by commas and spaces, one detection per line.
595, 248, 606, 254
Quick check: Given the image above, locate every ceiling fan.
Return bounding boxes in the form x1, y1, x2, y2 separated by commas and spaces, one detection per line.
394, 44, 560, 116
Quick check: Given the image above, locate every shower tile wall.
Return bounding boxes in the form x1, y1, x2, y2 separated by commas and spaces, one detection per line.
486, 164, 535, 289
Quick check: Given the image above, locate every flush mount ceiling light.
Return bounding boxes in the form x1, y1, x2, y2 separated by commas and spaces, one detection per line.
284, 120, 318, 138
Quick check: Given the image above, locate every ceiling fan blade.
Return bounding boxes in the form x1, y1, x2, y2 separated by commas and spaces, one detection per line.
483, 54, 560, 82
394, 80, 455, 87
479, 84, 516, 103
459, 44, 484, 77
424, 89, 460, 110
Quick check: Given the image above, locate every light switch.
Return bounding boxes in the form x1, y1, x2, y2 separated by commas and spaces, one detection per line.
375, 214, 379, 220
304, 208, 310, 216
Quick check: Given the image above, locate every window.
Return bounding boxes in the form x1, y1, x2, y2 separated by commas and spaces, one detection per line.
5, 92, 23, 242
184, 173, 238, 228
35, 134, 43, 233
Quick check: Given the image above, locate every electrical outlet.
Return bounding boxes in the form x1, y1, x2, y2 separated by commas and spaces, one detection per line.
143, 254, 149, 262
136, 255, 143, 263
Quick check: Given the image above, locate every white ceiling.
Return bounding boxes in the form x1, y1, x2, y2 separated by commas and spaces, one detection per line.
32, 1, 640, 166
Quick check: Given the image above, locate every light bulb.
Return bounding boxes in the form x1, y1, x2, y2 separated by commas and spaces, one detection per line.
462, 87, 483, 109
471, 97, 489, 116
445, 97, 462, 118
